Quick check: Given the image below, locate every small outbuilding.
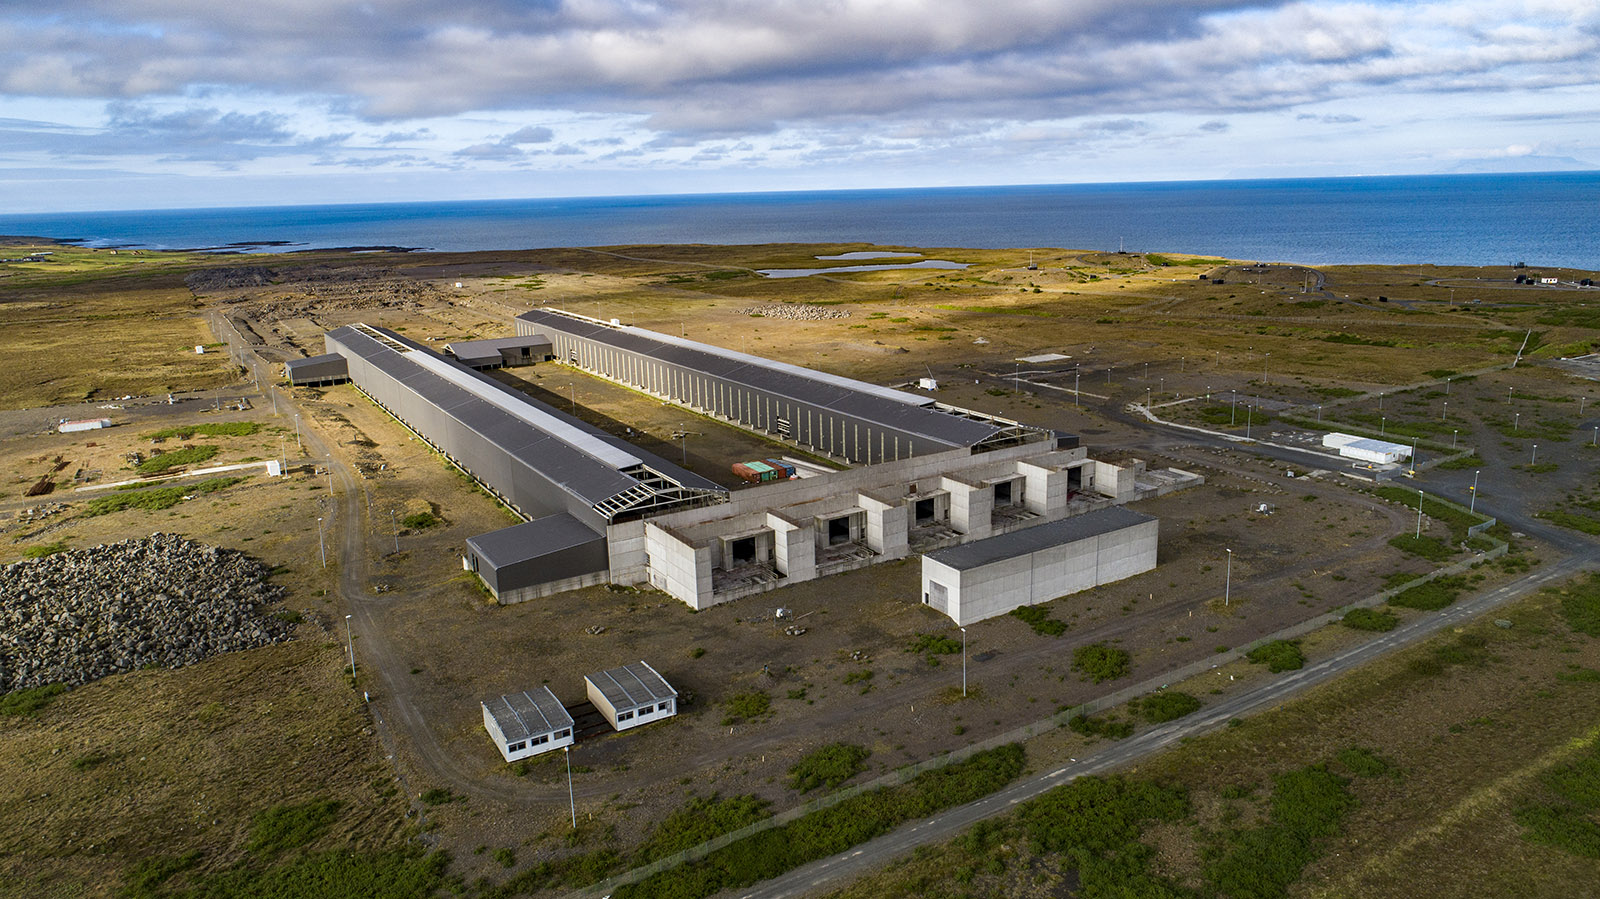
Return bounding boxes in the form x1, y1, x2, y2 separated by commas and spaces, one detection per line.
585, 661, 678, 732
920, 506, 1159, 625
1322, 433, 1410, 464
59, 418, 111, 433
285, 353, 350, 387
481, 687, 575, 762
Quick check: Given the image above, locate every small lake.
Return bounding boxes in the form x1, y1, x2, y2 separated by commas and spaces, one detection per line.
757, 259, 969, 278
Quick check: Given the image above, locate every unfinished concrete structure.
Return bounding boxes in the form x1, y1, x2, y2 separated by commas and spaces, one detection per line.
919, 506, 1159, 625
304, 311, 1200, 609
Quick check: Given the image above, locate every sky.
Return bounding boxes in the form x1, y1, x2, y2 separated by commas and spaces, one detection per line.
1, 0, 1597, 212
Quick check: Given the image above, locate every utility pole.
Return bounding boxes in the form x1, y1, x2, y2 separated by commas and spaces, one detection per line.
961, 627, 968, 698
1470, 470, 1480, 513
1415, 489, 1424, 538
1224, 549, 1233, 606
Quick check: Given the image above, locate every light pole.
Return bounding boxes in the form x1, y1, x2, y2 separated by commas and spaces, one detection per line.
1378, 392, 1384, 412
1514, 412, 1520, 432
961, 627, 968, 697
1445, 378, 1451, 395
390, 509, 399, 554
1074, 367, 1080, 407
278, 435, 286, 473
1014, 363, 1020, 395
1531, 444, 1538, 465
294, 413, 302, 453
1409, 437, 1418, 476
1262, 352, 1270, 381
1581, 396, 1588, 416
1231, 390, 1237, 426
1470, 470, 1480, 513
344, 614, 355, 677
1380, 416, 1386, 436
318, 517, 326, 568
569, 383, 576, 414
1317, 404, 1322, 423
1452, 429, 1458, 448
1245, 405, 1253, 439
1224, 549, 1233, 606
1415, 488, 1424, 538
1442, 401, 1447, 421
326, 457, 334, 494
565, 746, 577, 829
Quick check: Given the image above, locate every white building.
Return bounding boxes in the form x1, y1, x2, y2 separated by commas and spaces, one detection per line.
585, 661, 677, 732
1322, 433, 1410, 464
481, 687, 574, 762
58, 418, 111, 433
919, 506, 1159, 625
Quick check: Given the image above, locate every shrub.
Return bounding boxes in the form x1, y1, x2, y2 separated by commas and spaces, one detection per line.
419, 788, 457, 805
906, 633, 962, 655
721, 691, 771, 724
788, 743, 871, 793
1067, 713, 1134, 740
1072, 643, 1131, 682
21, 541, 68, 559
492, 847, 516, 868
1342, 608, 1399, 632
145, 422, 261, 439
1559, 577, 1600, 637
1391, 576, 1467, 611
401, 511, 439, 529
1388, 534, 1454, 562
1203, 765, 1355, 899
1130, 691, 1202, 724
1010, 605, 1068, 636
1246, 640, 1305, 673
1336, 747, 1400, 779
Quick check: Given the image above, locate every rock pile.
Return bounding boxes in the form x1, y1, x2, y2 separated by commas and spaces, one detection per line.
0, 534, 293, 693
733, 304, 851, 321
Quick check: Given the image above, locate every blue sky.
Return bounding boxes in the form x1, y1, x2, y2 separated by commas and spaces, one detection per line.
1, 1, 1596, 212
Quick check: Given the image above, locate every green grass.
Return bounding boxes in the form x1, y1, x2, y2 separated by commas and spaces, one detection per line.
1540, 509, 1600, 536
1129, 691, 1202, 724
82, 476, 244, 516
1072, 643, 1131, 683
1246, 640, 1305, 673
246, 800, 342, 855
0, 683, 70, 717
787, 743, 871, 793
400, 511, 439, 529
1515, 738, 1600, 859
1388, 533, 1455, 562
1390, 575, 1468, 611
1202, 764, 1356, 899
1335, 747, 1400, 779
21, 540, 69, 559
637, 794, 772, 862
124, 846, 450, 899
614, 744, 1026, 899
135, 444, 219, 474
1558, 576, 1600, 637
1067, 713, 1135, 740
721, 691, 772, 724
1017, 775, 1188, 893
144, 421, 261, 440
1009, 605, 1068, 636
1341, 608, 1400, 632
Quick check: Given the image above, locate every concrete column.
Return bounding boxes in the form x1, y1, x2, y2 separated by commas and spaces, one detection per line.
941, 475, 992, 538
858, 494, 909, 559
1019, 461, 1069, 517
767, 512, 817, 581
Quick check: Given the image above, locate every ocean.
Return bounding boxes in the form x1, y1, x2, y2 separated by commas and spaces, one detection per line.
0, 172, 1595, 268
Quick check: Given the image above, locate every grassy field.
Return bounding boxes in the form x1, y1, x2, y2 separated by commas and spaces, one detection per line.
822, 574, 1600, 899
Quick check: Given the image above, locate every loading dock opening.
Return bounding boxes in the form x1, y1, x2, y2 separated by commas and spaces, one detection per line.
730, 535, 757, 565
993, 480, 1013, 506
827, 516, 852, 545
915, 497, 936, 524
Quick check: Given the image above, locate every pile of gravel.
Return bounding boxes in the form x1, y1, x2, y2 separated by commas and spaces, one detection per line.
0, 534, 293, 693
734, 303, 851, 321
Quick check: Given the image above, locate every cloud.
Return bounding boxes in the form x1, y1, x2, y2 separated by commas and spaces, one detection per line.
503, 125, 553, 144
1198, 120, 1230, 133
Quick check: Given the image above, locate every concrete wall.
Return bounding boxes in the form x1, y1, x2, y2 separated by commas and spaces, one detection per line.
919, 517, 1159, 625
645, 521, 712, 608
768, 513, 817, 581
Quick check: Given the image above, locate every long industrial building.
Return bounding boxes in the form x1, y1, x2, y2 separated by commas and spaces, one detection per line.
515, 308, 1055, 464
300, 311, 1202, 620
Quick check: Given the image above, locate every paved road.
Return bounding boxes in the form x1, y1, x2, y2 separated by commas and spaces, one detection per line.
730, 550, 1595, 899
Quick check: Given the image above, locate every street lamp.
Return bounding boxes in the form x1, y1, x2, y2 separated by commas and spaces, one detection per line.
390, 509, 399, 554
565, 746, 577, 829
344, 614, 355, 677
1224, 549, 1233, 606
1452, 429, 1458, 448
1380, 416, 1386, 436
1514, 412, 1520, 432
961, 627, 968, 697
317, 517, 326, 568
294, 413, 302, 453
1442, 401, 1447, 421
1415, 488, 1424, 538
1531, 444, 1538, 465
1074, 367, 1080, 407
1470, 470, 1480, 513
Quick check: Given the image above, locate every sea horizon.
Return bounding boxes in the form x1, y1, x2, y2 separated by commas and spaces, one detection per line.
1, 170, 1595, 269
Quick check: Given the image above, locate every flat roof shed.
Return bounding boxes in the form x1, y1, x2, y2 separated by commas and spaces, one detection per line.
481, 687, 575, 762
585, 661, 678, 732
465, 513, 609, 604
286, 353, 350, 386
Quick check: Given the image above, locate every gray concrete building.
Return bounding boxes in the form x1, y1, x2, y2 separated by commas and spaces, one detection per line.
919, 506, 1159, 625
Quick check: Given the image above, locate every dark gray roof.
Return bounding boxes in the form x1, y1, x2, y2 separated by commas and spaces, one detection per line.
447, 335, 552, 365
324, 324, 724, 519
586, 661, 676, 712
926, 506, 1157, 571
517, 308, 1008, 448
466, 513, 604, 571
483, 687, 574, 741
285, 353, 348, 382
